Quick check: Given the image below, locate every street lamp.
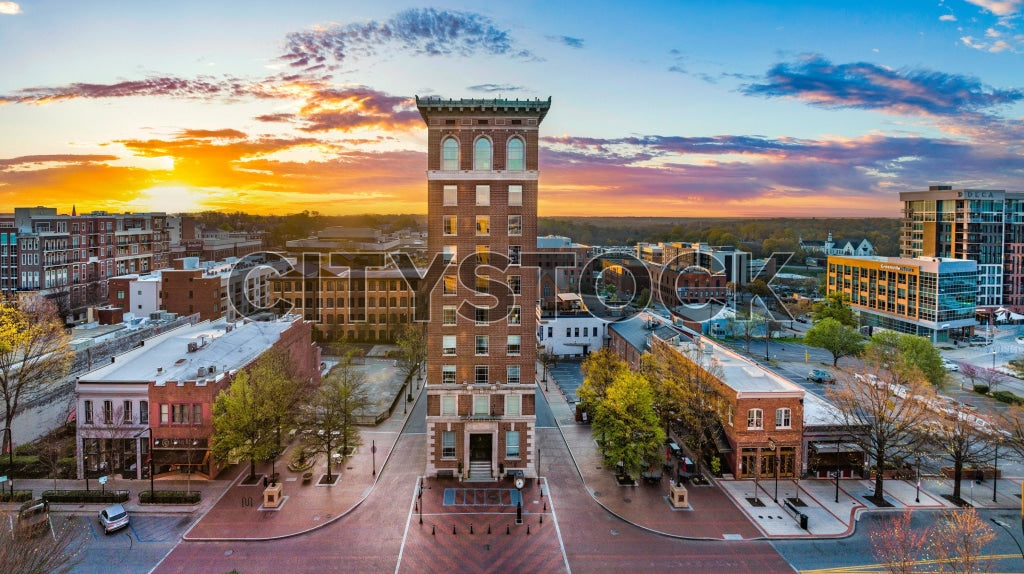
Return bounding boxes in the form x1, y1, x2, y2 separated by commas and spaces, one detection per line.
133, 427, 155, 501
991, 518, 1024, 563
834, 437, 841, 503
764, 315, 771, 362
84, 455, 90, 492
418, 483, 423, 525
915, 455, 921, 503
993, 349, 998, 370
2, 426, 13, 497
993, 440, 1000, 503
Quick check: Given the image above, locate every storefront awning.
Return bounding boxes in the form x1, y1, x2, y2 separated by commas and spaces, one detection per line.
810, 441, 862, 454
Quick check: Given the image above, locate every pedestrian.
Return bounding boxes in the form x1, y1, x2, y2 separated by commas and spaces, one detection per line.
263, 475, 268, 488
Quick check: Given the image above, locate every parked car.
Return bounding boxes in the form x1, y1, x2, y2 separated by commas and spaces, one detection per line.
854, 373, 883, 387
1016, 335, 1024, 345
968, 335, 990, 346
942, 359, 960, 371
807, 369, 835, 384
98, 503, 130, 534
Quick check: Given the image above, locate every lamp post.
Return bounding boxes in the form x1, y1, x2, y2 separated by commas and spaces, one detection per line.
993, 349, 998, 370
764, 316, 771, 362
133, 427, 155, 501
834, 437, 841, 503
915, 455, 921, 503
768, 438, 779, 503
993, 441, 999, 503
418, 482, 423, 525
2, 426, 13, 497
84, 455, 90, 492
991, 518, 1024, 563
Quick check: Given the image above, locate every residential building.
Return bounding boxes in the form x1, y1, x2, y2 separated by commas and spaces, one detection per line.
107, 272, 162, 317
536, 293, 607, 358
536, 235, 594, 310
159, 257, 274, 323
639, 242, 751, 287
826, 255, 978, 342
0, 207, 169, 321
900, 185, 1024, 308
800, 232, 875, 257
75, 316, 319, 480
418, 96, 549, 480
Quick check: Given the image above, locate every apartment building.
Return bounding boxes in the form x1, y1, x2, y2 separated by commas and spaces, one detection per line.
418, 96, 549, 481
0, 207, 169, 320
75, 316, 319, 480
900, 185, 1024, 308
826, 255, 978, 342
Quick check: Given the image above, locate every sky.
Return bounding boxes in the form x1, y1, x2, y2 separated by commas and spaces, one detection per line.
1, 0, 1023, 218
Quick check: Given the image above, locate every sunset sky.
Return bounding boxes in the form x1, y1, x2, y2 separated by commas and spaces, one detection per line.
2, 0, 1023, 218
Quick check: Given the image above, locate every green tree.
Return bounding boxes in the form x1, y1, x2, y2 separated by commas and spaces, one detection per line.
634, 288, 651, 309
577, 348, 628, 415
0, 294, 72, 461
865, 331, 945, 387
746, 279, 772, 298
396, 324, 427, 395
296, 358, 370, 483
251, 349, 307, 449
211, 369, 277, 481
812, 292, 857, 327
591, 370, 665, 480
803, 318, 864, 366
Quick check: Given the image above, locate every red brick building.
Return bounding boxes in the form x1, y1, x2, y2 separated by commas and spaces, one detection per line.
76, 316, 319, 480
418, 96, 550, 480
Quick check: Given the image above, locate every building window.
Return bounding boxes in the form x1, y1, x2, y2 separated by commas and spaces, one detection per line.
140, 401, 149, 425
506, 138, 524, 171
508, 215, 522, 236
476, 216, 490, 236
442, 365, 456, 384
442, 137, 459, 171
476, 185, 490, 206
443, 306, 457, 326
507, 365, 520, 385
443, 185, 458, 206
747, 408, 763, 430
443, 275, 457, 295
475, 276, 489, 294
507, 275, 521, 295
441, 431, 456, 458
506, 394, 521, 416
506, 431, 520, 458
475, 365, 489, 385
507, 305, 521, 325
443, 215, 457, 235
473, 394, 489, 415
776, 408, 791, 429
508, 185, 523, 206
474, 138, 492, 171
727, 404, 733, 426
172, 404, 189, 425
475, 306, 488, 326
103, 400, 113, 424
84, 400, 93, 425
475, 335, 489, 355
441, 396, 457, 416
443, 335, 457, 355
476, 246, 490, 265
507, 335, 521, 356
123, 400, 133, 424
193, 404, 203, 425
443, 245, 457, 264
508, 245, 521, 265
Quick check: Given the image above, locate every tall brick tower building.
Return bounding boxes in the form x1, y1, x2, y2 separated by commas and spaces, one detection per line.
417, 96, 550, 480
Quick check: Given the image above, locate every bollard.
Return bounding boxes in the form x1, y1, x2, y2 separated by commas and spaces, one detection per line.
453, 525, 457, 535
470, 523, 474, 535
527, 525, 531, 535
543, 502, 547, 512
506, 524, 510, 535
539, 514, 543, 524
432, 525, 435, 536
488, 524, 491, 534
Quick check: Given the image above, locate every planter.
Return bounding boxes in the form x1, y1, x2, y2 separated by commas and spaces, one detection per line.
302, 472, 313, 484
941, 466, 1000, 480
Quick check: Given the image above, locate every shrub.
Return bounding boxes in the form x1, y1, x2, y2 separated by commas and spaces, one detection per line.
973, 384, 990, 395
991, 390, 1024, 405
710, 456, 722, 476
42, 489, 129, 504
139, 490, 201, 504
0, 490, 33, 503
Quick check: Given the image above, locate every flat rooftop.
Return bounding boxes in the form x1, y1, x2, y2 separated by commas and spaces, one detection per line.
78, 317, 299, 385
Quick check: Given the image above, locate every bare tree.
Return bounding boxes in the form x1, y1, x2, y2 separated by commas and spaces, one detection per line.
869, 509, 930, 574
924, 404, 998, 504
0, 294, 73, 456
0, 509, 85, 574
296, 354, 370, 483
974, 367, 1004, 393
928, 507, 995, 574
827, 359, 934, 503
395, 323, 426, 397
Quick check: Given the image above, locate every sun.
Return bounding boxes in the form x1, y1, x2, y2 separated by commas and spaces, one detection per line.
129, 186, 208, 214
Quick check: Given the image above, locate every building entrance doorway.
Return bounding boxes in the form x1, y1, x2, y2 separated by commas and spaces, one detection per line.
469, 433, 492, 461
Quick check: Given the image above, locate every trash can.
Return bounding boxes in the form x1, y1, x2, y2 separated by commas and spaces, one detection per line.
799, 513, 808, 530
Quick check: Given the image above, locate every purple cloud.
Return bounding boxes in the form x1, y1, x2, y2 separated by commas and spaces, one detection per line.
1, 75, 269, 104
281, 8, 534, 71
741, 54, 1024, 116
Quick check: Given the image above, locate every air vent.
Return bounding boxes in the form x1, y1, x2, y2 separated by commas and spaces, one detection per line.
198, 366, 207, 377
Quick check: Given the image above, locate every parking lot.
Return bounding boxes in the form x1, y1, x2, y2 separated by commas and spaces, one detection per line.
56, 512, 195, 574
546, 358, 584, 404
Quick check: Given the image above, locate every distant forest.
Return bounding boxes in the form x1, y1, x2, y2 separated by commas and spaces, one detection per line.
192, 211, 900, 257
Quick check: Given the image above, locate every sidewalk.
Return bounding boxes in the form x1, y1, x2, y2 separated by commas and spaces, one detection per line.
0, 476, 229, 516
543, 366, 1022, 541
183, 384, 419, 540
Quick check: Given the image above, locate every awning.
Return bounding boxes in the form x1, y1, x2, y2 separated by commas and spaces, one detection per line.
713, 424, 733, 453
810, 441, 862, 454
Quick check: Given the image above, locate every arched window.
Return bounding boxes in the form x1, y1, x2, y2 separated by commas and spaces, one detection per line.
507, 137, 524, 171
474, 138, 492, 171
442, 138, 459, 171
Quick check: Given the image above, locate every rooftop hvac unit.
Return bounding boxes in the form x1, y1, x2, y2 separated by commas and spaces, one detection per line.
198, 366, 207, 377
209, 365, 216, 373
187, 342, 198, 353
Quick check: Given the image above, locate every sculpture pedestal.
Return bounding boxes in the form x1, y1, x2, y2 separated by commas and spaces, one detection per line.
263, 483, 283, 508
669, 483, 689, 508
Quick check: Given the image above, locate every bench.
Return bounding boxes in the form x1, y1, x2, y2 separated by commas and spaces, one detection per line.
783, 499, 809, 530
436, 470, 455, 479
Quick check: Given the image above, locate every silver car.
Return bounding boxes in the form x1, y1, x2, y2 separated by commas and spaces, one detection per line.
98, 503, 130, 534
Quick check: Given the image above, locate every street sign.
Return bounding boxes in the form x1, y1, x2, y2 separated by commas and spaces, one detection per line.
98, 476, 108, 485
0, 475, 7, 483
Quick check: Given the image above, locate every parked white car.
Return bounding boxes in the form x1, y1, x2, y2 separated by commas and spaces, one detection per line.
942, 359, 960, 371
